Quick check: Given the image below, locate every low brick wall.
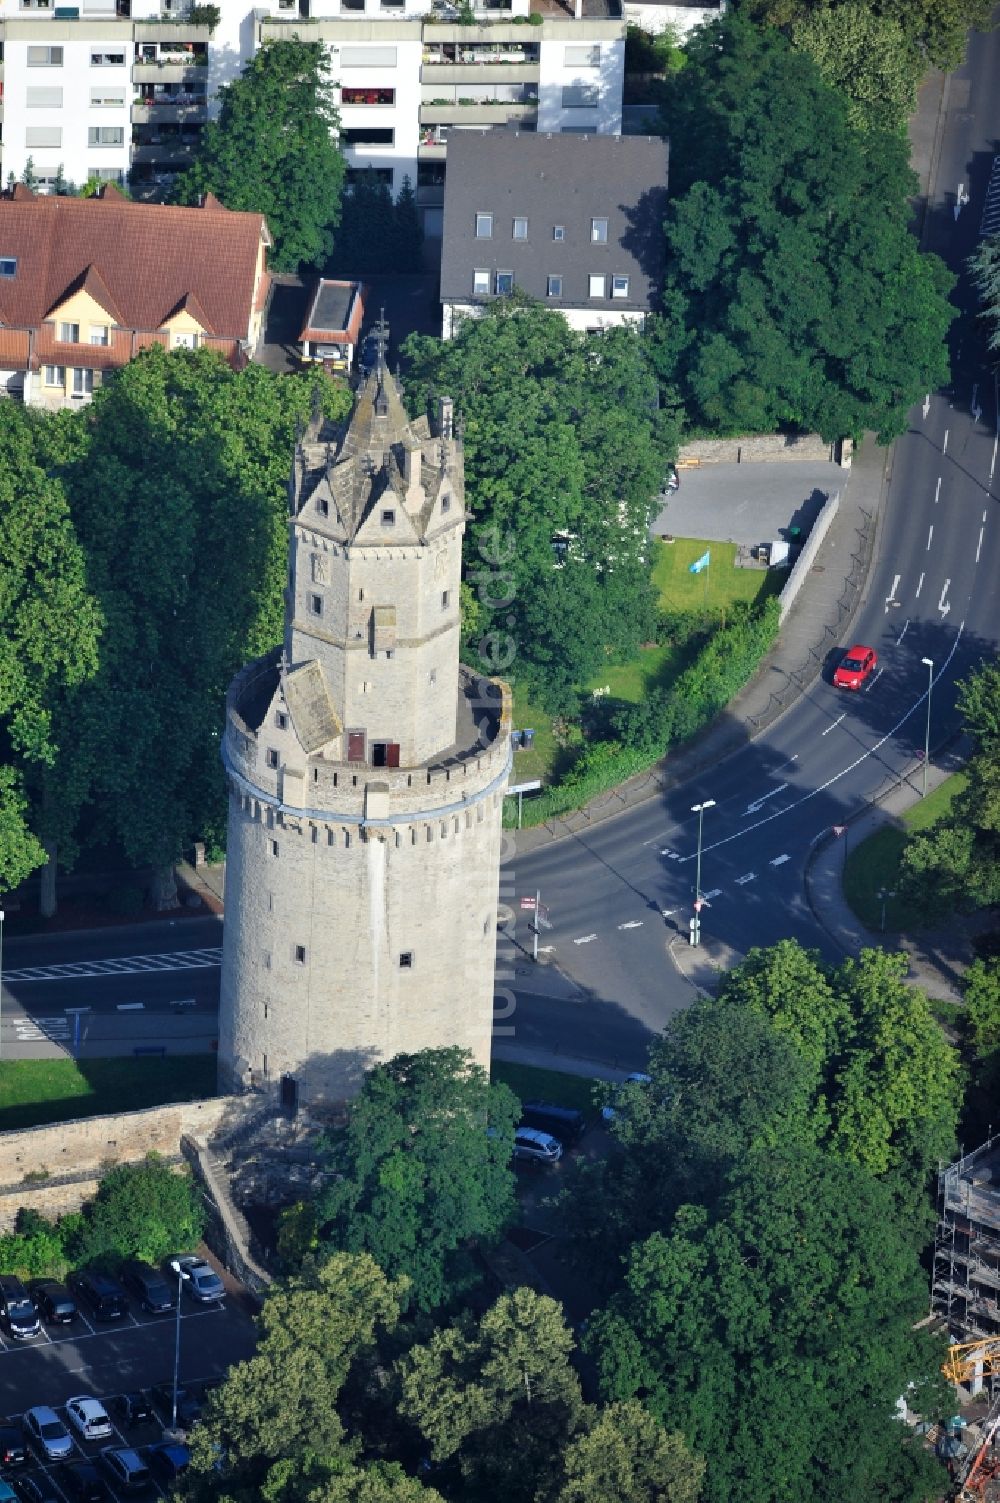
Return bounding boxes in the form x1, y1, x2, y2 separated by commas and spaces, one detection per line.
679, 434, 839, 466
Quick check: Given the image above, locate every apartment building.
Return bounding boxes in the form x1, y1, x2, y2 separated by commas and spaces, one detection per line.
0, 182, 270, 406
0, 0, 624, 235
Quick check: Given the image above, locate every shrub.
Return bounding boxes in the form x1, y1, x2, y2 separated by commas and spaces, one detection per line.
67, 1153, 206, 1268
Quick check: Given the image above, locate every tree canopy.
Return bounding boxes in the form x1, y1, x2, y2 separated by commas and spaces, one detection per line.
173, 38, 346, 272
734, 0, 994, 71
331, 172, 424, 275
67, 1154, 204, 1268
649, 15, 955, 441
403, 299, 676, 712
313, 1049, 520, 1311
789, 3, 922, 133
969, 235, 1000, 353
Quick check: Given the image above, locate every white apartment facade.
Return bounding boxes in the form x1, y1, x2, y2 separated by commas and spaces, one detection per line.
0, 0, 624, 232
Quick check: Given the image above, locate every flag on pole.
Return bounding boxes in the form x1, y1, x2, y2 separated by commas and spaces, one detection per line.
689, 549, 711, 575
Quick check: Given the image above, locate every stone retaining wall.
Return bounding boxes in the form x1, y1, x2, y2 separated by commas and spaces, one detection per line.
678, 434, 847, 466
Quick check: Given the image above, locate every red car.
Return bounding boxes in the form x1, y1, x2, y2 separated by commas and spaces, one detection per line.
834, 644, 878, 690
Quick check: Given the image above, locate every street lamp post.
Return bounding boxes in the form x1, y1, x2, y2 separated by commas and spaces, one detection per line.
690, 799, 716, 947
170, 1266, 183, 1432
922, 657, 934, 799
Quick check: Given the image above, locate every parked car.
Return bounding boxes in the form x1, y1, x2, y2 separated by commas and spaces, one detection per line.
68, 1270, 128, 1322
0, 1276, 41, 1341
118, 1260, 174, 1315
833, 643, 878, 690
0, 1424, 27, 1468
13, 1476, 62, 1503
518, 1101, 586, 1146
65, 1398, 113, 1444
146, 1443, 190, 1483
601, 1072, 653, 1123
512, 1126, 563, 1166
28, 1280, 77, 1326
98, 1450, 151, 1494
111, 1393, 153, 1428
0, 1483, 17, 1503
62, 1464, 104, 1503
21, 1408, 73, 1464
166, 1255, 225, 1304
150, 1383, 202, 1429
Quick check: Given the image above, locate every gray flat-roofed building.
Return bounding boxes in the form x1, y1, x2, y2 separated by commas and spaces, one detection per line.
440, 130, 668, 337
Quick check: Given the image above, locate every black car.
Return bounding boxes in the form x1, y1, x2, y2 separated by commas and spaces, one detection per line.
0, 1424, 27, 1468
150, 1383, 202, 1429
112, 1392, 153, 1428
98, 1450, 151, 1495
62, 1466, 104, 1503
0, 1277, 40, 1340
146, 1443, 190, 1483
68, 1270, 128, 1322
14, 1477, 62, 1503
28, 1279, 77, 1325
118, 1260, 174, 1315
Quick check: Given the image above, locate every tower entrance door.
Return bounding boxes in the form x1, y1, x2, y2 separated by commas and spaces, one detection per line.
372, 742, 400, 768
280, 1074, 299, 1115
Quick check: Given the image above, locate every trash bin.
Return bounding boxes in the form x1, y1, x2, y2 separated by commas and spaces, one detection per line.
522, 728, 535, 749
511, 730, 523, 749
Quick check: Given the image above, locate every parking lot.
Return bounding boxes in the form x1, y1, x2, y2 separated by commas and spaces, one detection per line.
0, 1277, 257, 1502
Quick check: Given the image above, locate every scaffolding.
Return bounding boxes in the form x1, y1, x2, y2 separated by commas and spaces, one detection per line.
934, 1134, 1000, 1344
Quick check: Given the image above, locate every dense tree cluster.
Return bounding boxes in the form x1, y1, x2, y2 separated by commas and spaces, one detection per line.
330, 172, 424, 275
735, 0, 994, 72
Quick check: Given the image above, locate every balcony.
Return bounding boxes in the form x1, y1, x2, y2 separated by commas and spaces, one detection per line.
417, 140, 447, 160
419, 99, 536, 124
416, 183, 444, 206
419, 61, 538, 83
133, 62, 206, 83
132, 22, 211, 42
130, 139, 199, 163
132, 98, 206, 123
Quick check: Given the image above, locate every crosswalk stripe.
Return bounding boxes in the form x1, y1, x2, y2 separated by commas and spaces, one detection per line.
4, 947, 223, 982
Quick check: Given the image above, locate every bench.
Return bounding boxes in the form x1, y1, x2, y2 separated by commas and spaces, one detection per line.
132, 1045, 167, 1057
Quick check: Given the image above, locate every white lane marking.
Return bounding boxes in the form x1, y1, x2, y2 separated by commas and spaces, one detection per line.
4, 947, 223, 982
744, 783, 787, 816
897, 619, 909, 645
927, 525, 934, 550
992, 432, 998, 484
977, 528, 985, 564
617, 921, 644, 931
935, 476, 941, 504
703, 888, 723, 900
116, 1002, 144, 1011
681, 624, 966, 863
769, 854, 791, 866
574, 934, 597, 945
938, 579, 951, 617
916, 572, 925, 598
822, 713, 846, 736
884, 573, 901, 612
943, 428, 949, 454
661, 908, 676, 918
865, 667, 884, 692
735, 872, 756, 885
923, 393, 931, 419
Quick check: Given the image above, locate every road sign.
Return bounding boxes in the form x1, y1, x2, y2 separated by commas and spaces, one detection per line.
693, 898, 704, 913
520, 896, 536, 910
689, 917, 701, 947
508, 780, 542, 796
833, 824, 847, 837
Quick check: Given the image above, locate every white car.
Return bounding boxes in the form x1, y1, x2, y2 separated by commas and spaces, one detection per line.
602, 1072, 653, 1123
167, 1254, 225, 1303
64, 1396, 113, 1442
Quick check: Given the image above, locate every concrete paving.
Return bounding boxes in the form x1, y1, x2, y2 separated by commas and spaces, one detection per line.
651, 459, 845, 545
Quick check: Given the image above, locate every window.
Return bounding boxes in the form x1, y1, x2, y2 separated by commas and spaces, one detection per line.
172, 331, 198, 349
43, 365, 64, 387
473, 268, 490, 296
27, 45, 63, 66
71, 368, 94, 397
591, 217, 608, 243
270, 839, 279, 857
546, 274, 563, 298
358, 588, 365, 601
266, 748, 279, 768
25, 126, 62, 148
381, 508, 396, 526
26, 86, 63, 107
0, 260, 16, 279
475, 212, 493, 239
441, 590, 450, 609
20, 0, 53, 9
90, 89, 125, 107
275, 711, 288, 730
611, 274, 630, 298
512, 216, 528, 240
340, 45, 398, 66
318, 497, 329, 516
441, 496, 450, 513
308, 593, 323, 616
343, 127, 395, 147
341, 86, 395, 105
293, 944, 307, 964
495, 271, 514, 295
562, 84, 598, 109
57, 322, 80, 343
553, 225, 565, 241
565, 43, 600, 65
399, 951, 414, 969
89, 325, 110, 346
88, 126, 124, 147
588, 274, 605, 298
91, 50, 126, 66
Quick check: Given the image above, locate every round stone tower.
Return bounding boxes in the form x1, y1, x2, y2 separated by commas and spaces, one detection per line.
218, 357, 511, 1107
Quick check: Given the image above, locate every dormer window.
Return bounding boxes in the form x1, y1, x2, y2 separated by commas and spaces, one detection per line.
57, 321, 80, 343
0, 259, 16, 279
275, 711, 288, 730
318, 498, 329, 516
89, 325, 109, 347
172, 331, 198, 349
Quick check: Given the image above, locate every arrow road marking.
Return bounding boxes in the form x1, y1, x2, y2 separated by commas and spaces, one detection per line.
744, 783, 787, 816
916, 572, 924, 598
922, 394, 931, 419
617, 921, 644, 931
938, 579, 951, 617
574, 934, 597, 945
822, 713, 846, 737
735, 872, 756, 885
661, 909, 677, 918
769, 853, 791, 867
659, 848, 682, 859
885, 573, 901, 612
11, 1017, 71, 1041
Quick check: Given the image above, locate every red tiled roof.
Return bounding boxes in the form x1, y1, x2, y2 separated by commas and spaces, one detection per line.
0, 328, 30, 367
0, 187, 269, 342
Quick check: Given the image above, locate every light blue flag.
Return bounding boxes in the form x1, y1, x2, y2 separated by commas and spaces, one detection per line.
689, 549, 711, 575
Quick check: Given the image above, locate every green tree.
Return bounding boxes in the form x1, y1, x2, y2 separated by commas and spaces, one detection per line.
0, 405, 101, 892
173, 38, 346, 271
735, 0, 994, 72
549, 1401, 704, 1503
651, 15, 955, 441
330, 172, 423, 275
315, 1049, 520, 1311
68, 1154, 204, 1267
589, 1150, 948, 1503
969, 235, 1000, 353
398, 1288, 585, 1503
965, 957, 1000, 1057
790, 3, 921, 133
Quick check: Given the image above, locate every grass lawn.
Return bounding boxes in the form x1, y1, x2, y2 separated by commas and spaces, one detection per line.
652, 536, 778, 614
842, 772, 968, 931
491, 1060, 598, 1117
0, 1055, 218, 1132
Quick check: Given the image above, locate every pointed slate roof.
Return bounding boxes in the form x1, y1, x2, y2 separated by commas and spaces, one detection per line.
283, 660, 341, 754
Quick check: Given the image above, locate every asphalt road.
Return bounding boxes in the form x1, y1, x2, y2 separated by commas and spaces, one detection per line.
2, 27, 999, 1075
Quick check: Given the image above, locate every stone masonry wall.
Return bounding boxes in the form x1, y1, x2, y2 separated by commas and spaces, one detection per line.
678, 434, 839, 465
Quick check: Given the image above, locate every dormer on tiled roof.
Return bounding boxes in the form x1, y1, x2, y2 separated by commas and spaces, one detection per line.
161, 290, 215, 335
201, 193, 225, 212
10, 185, 34, 202
95, 183, 126, 203
46, 263, 125, 326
